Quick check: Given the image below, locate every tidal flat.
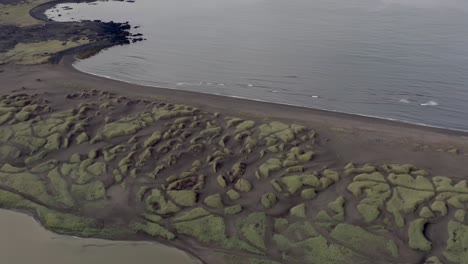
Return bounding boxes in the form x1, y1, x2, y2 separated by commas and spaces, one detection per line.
0, 209, 198, 264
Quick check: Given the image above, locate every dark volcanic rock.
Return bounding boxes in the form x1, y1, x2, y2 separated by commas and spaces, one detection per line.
0, 0, 139, 63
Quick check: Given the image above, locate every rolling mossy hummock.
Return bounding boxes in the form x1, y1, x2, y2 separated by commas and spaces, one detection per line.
0, 91, 466, 264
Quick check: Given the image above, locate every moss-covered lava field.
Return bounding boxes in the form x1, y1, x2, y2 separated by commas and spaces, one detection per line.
0, 89, 466, 264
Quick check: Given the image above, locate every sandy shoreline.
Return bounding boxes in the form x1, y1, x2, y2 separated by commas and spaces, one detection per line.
1, 56, 467, 169
62, 56, 468, 138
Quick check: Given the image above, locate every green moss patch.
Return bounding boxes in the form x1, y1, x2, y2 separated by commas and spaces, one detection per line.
301, 188, 316, 200
217, 175, 227, 188
227, 189, 241, 200
101, 117, 147, 139
224, 204, 243, 215
282, 173, 320, 194
386, 187, 434, 227
283, 221, 318, 241
143, 131, 162, 148
0, 171, 56, 206
0, 145, 21, 160
444, 221, 468, 263
419, 206, 435, 219
408, 218, 431, 251
258, 158, 282, 178
330, 223, 399, 258
0, 40, 90, 64
290, 203, 306, 218
357, 204, 380, 223
131, 221, 175, 240
261, 192, 277, 209
345, 163, 376, 175
173, 214, 226, 243
237, 212, 267, 250
70, 181, 106, 201
145, 189, 180, 214
47, 168, 74, 208
235, 179, 252, 192
204, 194, 224, 208
172, 207, 210, 222
167, 190, 197, 207
36, 207, 102, 236
270, 179, 283, 192
387, 173, 433, 191
235, 120, 256, 133
430, 201, 447, 216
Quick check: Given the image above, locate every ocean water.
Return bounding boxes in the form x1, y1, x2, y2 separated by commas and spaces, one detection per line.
46, 0, 468, 131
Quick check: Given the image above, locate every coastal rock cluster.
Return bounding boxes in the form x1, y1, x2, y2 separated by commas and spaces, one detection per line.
0, 0, 136, 64
0, 90, 465, 264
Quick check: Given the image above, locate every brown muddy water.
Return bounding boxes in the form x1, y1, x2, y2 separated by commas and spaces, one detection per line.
0, 209, 199, 264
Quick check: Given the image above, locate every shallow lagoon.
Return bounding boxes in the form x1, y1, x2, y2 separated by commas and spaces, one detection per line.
0, 209, 198, 264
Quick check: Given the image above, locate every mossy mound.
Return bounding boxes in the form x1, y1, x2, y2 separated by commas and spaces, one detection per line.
444, 221, 468, 263
345, 163, 376, 175
167, 190, 197, 207
330, 223, 399, 258
131, 221, 175, 240
146, 189, 180, 214
70, 181, 106, 201
204, 194, 224, 208
387, 173, 433, 191
408, 218, 431, 251
227, 189, 241, 200
172, 207, 210, 222
301, 188, 316, 200
386, 187, 434, 227
281, 173, 321, 194
217, 175, 227, 188
235, 179, 252, 192
143, 131, 162, 148
237, 212, 267, 250
261, 192, 277, 209
100, 116, 147, 139
290, 203, 306, 218
225, 204, 243, 215
258, 158, 283, 178
172, 214, 226, 243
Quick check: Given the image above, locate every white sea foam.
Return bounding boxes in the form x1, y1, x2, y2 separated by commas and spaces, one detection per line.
311, 95, 319, 98
399, 98, 410, 104
420, 100, 439, 106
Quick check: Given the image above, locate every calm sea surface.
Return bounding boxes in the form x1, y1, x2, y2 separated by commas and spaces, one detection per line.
46, 0, 468, 131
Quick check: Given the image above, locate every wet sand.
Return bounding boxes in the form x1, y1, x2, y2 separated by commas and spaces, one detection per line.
0, 209, 199, 264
